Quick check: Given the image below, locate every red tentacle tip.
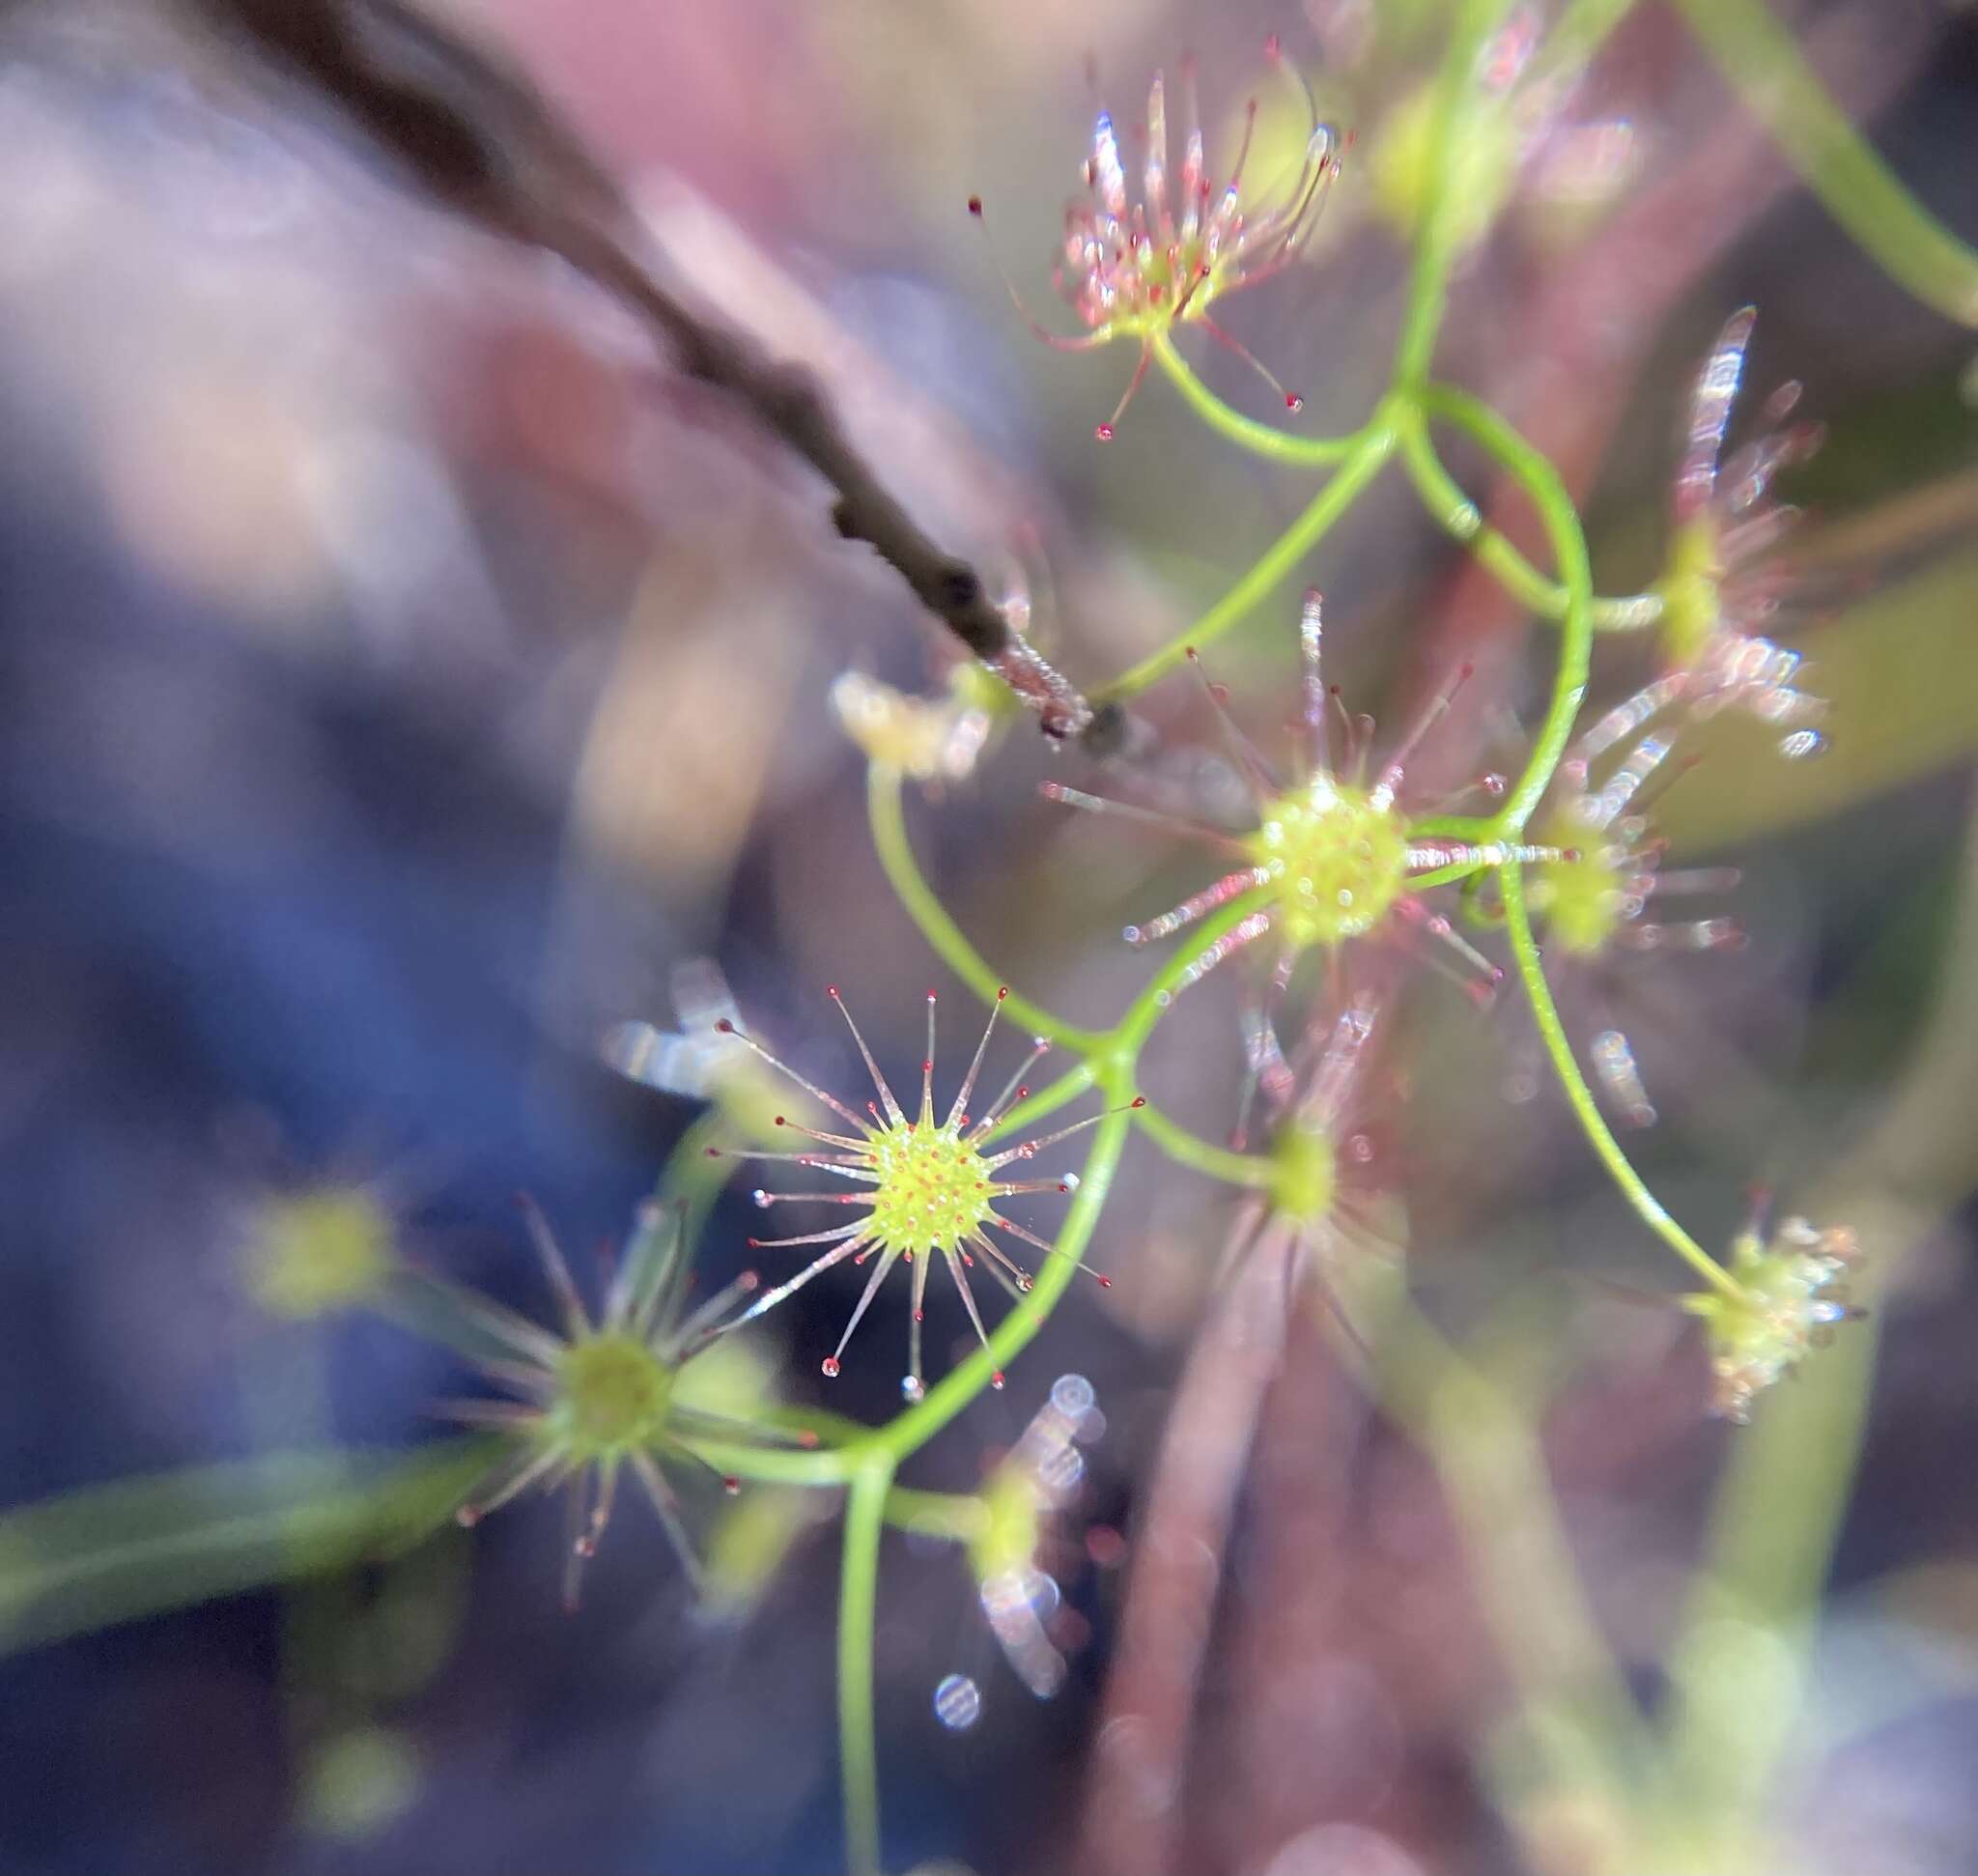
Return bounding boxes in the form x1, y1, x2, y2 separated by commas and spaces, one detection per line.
1094, 423, 1115, 441
827, 984, 841, 999
798, 1431, 821, 1449
997, 985, 1009, 1001
1098, 1274, 1113, 1288
455, 1506, 481, 1528
968, 194, 984, 215
715, 1018, 734, 1034
914, 1308, 925, 1322
922, 1060, 934, 1074
722, 1475, 741, 1494
821, 1356, 842, 1379
1184, 645, 1201, 661
738, 1270, 761, 1292
746, 1238, 764, 1250
1130, 1096, 1147, 1109
774, 1115, 788, 1126
1059, 1183, 1071, 1193
990, 1370, 1005, 1390
1286, 392, 1305, 412
1457, 661, 1476, 680
703, 1147, 722, 1158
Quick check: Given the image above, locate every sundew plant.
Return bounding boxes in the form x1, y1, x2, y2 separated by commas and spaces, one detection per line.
4, 2, 1977, 1873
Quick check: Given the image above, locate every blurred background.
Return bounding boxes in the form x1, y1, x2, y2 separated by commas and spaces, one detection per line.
1, 0, 1976, 1871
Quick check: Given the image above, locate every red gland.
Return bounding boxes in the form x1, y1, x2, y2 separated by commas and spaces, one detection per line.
1130, 1096, 1147, 1108
715, 1018, 734, 1033
1095, 423, 1115, 441
1098, 1275, 1113, 1288
821, 1356, 842, 1378
990, 1370, 1005, 1389
1286, 393, 1305, 412
967, 195, 983, 215
722, 1476, 741, 1494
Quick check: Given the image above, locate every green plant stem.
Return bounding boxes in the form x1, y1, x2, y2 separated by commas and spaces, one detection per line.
1091, 418, 1399, 704
1399, 419, 1662, 632
1527, 0, 1647, 90
883, 1486, 987, 1544
839, 1456, 893, 1876
1499, 859, 1741, 1301
1674, 0, 1978, 327
1134, 1098, 1274, 1187
1412, 387, 1590, 835
1151, 330, 1367, 466
0, 1441, 494, 1658
1392, 0, 1518, 387
867, 763, 1105, 1051
982, 1059, 1099, 1143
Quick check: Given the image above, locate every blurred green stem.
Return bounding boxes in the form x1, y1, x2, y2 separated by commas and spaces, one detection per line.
839, 1457, 893, 1876
1091, 416, 1399, 704
1150, 331, 1369, 466
1674, 0, 1978, 326
1399, 418, 1662, 632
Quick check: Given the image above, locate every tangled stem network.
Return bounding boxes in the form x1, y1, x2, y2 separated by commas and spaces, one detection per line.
43, 3, 1972, 1872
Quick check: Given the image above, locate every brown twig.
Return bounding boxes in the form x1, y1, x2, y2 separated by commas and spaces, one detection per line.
185, 0, 1115, 744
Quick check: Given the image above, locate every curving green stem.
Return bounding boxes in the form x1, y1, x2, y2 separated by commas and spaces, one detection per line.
838, 1456, 894, 1876
1412, 386, 1590, 836
1399, 419, 1663, 633
1134, 1097, 1275, 1187
1091, 415, 1399, 704
1673, 0, 1978, 327
867, 762, 1105, 1050
1499, 859, 1743, 1301
1151, 330, 1369, 466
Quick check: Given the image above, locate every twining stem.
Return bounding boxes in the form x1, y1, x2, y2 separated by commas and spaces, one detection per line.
1150, 331, 1369, 466
1091, 416, 1399, 704
1673, 0, 1978, 327
1499, 860, 1742, 1301
1399, 419, 1663, 633
1134, 1098, 1275, 1187
839, 1456, 894, 1876
867, 763, 1105, 1051
1407, 384, 1744, 1300
1411, 387, 1590, 836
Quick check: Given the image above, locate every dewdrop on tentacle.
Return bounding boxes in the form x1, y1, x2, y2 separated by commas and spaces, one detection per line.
384, 1198, 812, 1608
705, 987, 1130, 1402
968, 39, 1343, 440
1044, 590, 1567, 1005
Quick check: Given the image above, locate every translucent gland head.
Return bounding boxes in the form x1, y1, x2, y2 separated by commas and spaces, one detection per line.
554, 1334, 675, 1460
1528, 806, 1629, 958
866, 1124, 996, 1258
1246, 776, 1410, 950
1655, 513, 1725, 669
